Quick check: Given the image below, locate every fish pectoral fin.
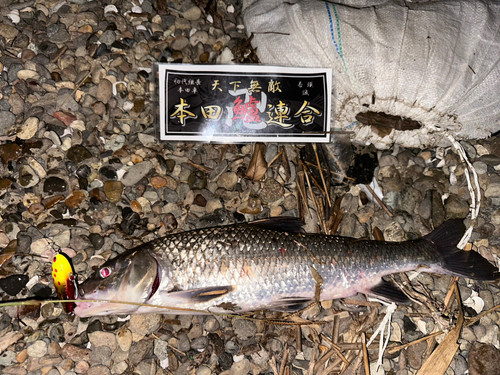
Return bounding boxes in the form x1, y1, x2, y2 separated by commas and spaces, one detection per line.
270, 297, 315, 312
167, 285, 236, 303
368, 280, 409, 304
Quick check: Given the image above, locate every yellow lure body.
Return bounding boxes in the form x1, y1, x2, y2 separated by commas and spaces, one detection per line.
52, 252, 77, 313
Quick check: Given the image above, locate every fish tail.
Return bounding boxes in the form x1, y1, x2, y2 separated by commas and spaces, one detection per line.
425, 219, 500, 280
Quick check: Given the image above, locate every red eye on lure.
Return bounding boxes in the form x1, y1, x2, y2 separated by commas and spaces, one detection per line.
52, 251, 78, 314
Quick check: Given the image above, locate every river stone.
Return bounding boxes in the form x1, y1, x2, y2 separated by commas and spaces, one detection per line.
129, 340, 154, 366
135, 359, 156, 375
197, 365, 212, 375
383, 221, 406, 241
18, 165, 39, 188
0, 110, 16, 133
209, 160, 228, 181
57, 88, 80, 111
8, 93, 24, 115
67, 145, 92, 164
217, 172, 238, 190
89, 331, 117, 351
89, 345, 112, 365
99, 165, 118, 180
473, 161, 488, 174
17, 70, 39, 80
229, 358, 250, 375
97, 79, 113, 104
190, 30, 209, 46
0, 350, 16, 366
406, 340, 427, 370
87, 365, 111, 375
485, 183, 500, 198
188, 170, 207, 190
468, 342, 500, 375
171, 36, 189, 50
27, 340, 48, 358
232, 319, 256, 341
0, 24, 19, 39
444, 194, 470, 219
103, 180, 123, 203
129, 314, 161, 341
0, 274, 29, 296
43, 176, 67, 194
183, 6, 202, 20
105, 134, 126, 151
64, 190, 86, 209
121, 161, 153, 186
99, 29, 116, 46
259, 178, 284, 205
175, 17, 191, 30
17, 117, 39, 140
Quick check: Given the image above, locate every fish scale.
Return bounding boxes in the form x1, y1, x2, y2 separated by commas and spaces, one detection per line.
74, 218, 500, 317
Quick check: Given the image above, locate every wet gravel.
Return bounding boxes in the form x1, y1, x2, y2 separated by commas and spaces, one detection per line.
1, 0, 500, 374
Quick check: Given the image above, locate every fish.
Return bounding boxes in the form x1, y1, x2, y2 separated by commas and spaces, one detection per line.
52, 251, 78, 314
74, 218, 500, 317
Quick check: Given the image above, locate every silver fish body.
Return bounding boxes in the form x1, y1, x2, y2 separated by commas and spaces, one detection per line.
74, 218, 499, 317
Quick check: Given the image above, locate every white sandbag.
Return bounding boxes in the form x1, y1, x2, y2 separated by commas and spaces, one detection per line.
243, 0, 500, 149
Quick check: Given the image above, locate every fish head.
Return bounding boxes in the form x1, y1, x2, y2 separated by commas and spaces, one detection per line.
74, 248, 160, 317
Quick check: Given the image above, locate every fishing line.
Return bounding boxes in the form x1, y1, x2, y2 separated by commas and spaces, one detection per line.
0, 299, 327, 326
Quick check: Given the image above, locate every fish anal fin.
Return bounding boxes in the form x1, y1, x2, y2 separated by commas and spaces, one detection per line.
368, 280, 409, 304
168, 285, 235, 303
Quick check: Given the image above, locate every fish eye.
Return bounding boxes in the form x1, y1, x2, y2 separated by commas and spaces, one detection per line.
100, 267, 112, 278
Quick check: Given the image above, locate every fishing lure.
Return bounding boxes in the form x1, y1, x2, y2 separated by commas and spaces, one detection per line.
52, 251, 78, 313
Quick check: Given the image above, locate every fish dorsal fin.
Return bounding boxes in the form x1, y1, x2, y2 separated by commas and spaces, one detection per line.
423, 219, 465, 254
249, 217, 305, 233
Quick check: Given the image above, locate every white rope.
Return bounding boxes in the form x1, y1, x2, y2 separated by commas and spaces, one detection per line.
367, 301, 397, 369
446, 135, 481, 249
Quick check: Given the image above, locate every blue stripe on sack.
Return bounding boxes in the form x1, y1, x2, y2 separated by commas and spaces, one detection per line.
325, 2, 347, 72
332, 4, 344, 59
325, 2, 341, 55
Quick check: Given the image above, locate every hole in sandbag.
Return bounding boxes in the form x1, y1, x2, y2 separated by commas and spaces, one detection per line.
356, 111, 422, 138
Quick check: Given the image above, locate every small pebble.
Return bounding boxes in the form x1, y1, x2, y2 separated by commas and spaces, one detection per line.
116, 327, 133, 352
0, 275, 29, 296
129, 314, 161, 341
468, 342, 500, 375
233, 320, 257, 341
230, 358, 250, 375
183, 6, 202, 21
122, 161, 153, 186
217, 172, 238, 190
27, 341, 48, 358
17, 117, 39, 140
88, 331, 117, 351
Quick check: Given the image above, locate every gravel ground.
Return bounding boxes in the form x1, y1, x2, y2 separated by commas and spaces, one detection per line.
1, 1, 500, 375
